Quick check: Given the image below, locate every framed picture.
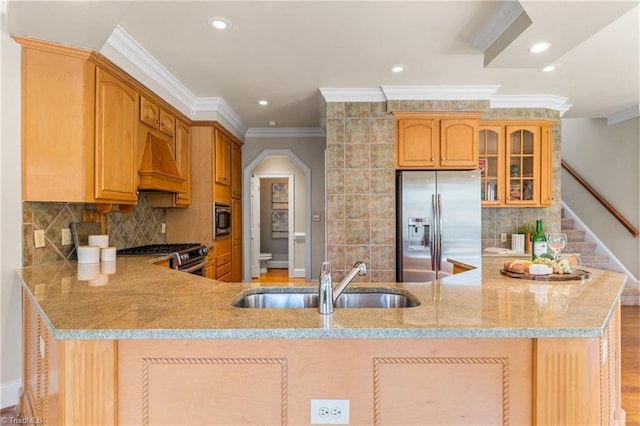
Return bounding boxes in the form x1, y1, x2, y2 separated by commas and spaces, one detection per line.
271, 210, 288, 238
272, 183, 288, 210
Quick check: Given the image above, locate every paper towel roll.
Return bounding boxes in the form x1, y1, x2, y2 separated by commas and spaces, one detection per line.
100, 247, 116, 261
77, 245, 100, 263
88, 234, 109, 248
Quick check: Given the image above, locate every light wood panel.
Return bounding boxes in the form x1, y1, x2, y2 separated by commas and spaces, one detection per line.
621, 306, 640, 425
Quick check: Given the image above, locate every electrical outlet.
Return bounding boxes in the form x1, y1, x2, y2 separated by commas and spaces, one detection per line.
161, 223, 167, 234
500, 233, 507, 243
34, 229, 45, 248
61, 228, 72, 246
310, 399, 349, 424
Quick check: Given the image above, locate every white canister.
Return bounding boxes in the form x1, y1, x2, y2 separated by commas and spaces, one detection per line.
77, 245, 101, 263
88, 234, 109, 248
100, 247, 116, 262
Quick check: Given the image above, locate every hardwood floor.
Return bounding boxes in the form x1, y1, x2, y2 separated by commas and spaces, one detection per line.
251, 267, 308, 285
622, 305, 640, 425
2, 304, 638, 425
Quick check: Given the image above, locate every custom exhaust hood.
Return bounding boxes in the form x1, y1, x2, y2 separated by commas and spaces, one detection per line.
138, 133, 184, 193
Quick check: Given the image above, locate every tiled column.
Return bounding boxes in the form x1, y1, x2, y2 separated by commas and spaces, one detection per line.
325, 102, 397, 282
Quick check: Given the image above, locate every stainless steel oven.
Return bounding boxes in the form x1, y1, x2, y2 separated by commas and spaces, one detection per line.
214, 203, 231, 238
117, 244, 209, 276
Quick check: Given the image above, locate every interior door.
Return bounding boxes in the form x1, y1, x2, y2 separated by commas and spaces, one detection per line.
250, 175, 261, 278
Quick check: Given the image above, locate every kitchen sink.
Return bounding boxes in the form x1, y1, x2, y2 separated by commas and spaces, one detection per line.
231, 287, 420, 309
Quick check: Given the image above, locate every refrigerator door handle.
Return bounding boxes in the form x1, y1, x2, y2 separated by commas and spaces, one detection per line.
437, 194, 443, 271
430, 194, 436, 271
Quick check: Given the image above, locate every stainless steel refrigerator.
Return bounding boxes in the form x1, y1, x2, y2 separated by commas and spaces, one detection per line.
396, 170, 481, 282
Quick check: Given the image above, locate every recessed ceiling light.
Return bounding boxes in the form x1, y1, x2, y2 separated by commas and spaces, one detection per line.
258, 100, 269, 106
389, 65, 407, 73
529, 42, 550, 53
207, 17, 231, 30
541, 64, 559, 72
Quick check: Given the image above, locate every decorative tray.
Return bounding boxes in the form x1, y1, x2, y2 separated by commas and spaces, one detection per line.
500, 269, 591, 282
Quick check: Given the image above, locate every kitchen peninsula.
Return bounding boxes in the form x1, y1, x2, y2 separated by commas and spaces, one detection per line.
17, 257, 626, 425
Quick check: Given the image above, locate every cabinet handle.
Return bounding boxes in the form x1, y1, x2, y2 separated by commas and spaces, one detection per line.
431, 158, 435, 161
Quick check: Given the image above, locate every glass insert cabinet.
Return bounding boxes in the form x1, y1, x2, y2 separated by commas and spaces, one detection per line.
479, 121, 552, 207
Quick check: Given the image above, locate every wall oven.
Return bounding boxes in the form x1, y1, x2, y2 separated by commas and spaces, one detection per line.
214, 203, 231, 238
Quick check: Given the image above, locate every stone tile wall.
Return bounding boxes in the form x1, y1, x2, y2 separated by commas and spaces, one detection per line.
22, 192, 167, 267
325, 100, 561, 282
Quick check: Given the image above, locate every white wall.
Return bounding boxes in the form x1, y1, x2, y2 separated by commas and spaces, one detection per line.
561, 117, 640, 277
1, 14, 25, 407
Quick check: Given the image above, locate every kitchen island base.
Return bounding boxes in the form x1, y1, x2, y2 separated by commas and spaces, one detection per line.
22, 296, 623, 425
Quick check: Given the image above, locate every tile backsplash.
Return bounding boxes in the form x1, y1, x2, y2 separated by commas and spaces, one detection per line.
22, 192, 167, 267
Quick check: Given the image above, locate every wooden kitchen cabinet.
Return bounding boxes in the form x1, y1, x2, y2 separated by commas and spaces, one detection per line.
94, 67, 139, 204
173, 119, 191, 206
231, 198, 242, 281
215, 128, 231, 186
17, 36, 139, 206
395, 113, 481, 169
231, 142, 242, 199
479, 121, 553, 207
139, 95, 175, 138
214, 237, 232, 282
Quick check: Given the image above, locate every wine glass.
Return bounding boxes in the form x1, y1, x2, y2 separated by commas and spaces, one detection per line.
547, 233, 567, 261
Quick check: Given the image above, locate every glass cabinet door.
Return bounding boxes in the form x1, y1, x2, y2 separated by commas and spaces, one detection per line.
479, 126, 503, 205
505, 126, 539, 205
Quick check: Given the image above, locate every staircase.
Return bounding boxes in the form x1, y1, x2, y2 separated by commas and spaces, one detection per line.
561, 212, 640, 306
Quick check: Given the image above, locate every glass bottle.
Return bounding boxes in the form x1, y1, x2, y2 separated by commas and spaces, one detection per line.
531, 219, 547, 260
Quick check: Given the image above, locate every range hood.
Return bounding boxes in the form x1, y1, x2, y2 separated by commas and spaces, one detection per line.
138, 133, 184, 193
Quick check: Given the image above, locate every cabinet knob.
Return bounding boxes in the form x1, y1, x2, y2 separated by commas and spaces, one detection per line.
431, 158, 435, 162
442, 157, 445, 161
156, 120, 161, 124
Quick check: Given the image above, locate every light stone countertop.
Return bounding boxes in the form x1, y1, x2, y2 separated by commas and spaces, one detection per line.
16, 256, 626, 340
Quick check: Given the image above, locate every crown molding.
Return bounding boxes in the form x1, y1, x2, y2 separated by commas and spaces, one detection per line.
245, 127, 326, 138
192, 97, 248, 136
105, 25, 195, 109
471, 0, 526, 52
319, 88, 385, 102
382, 85, 500, 100
607, 104, 640, 126
490, 94, 572, 115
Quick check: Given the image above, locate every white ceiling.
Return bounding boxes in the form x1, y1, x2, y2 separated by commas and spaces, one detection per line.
6, 0, 640, 135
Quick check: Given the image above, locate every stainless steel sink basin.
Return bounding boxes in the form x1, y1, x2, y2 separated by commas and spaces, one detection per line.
231, 287, 420, 309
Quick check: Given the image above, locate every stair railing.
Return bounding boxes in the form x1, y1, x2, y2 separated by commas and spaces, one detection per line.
561, 160, 638, 237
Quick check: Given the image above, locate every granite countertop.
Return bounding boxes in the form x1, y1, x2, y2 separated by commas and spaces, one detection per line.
16, 257, 626, 340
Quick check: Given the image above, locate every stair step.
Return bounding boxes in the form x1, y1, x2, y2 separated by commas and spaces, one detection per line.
580, 255, 610, 269
562, 229, 585, 242
564, 241, 596, 254
561, 217, 574, 230
621, 286, 640, 306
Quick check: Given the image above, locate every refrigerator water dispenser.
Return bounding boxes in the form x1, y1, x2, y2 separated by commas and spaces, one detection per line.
408, 217, 429, 250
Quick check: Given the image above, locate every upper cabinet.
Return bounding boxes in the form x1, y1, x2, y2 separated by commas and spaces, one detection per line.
479, 121, 553, 207
213, 125, 241, 204
139, 95, 175, 138
94, 68, 139, 203
16, 36, 191, 209
394, 113, 482, 170
174, 119, 191, 206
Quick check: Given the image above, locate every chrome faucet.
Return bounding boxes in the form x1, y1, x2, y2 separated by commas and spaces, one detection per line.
318, 261, 367, 314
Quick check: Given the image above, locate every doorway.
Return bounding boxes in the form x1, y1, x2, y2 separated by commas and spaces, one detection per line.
251, 173, 294, 278
242, 149, 312, 282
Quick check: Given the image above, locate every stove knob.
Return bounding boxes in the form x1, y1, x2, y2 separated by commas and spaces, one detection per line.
181, 253, 189, 261
201, 247, 209, 255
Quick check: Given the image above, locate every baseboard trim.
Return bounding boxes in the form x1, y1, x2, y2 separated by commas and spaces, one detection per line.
267, 260, 288, 269
1, 379, 21, 409
292, 268, 306, 278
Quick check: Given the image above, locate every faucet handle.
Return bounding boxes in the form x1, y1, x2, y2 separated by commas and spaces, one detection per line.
320, 261, 332, 278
